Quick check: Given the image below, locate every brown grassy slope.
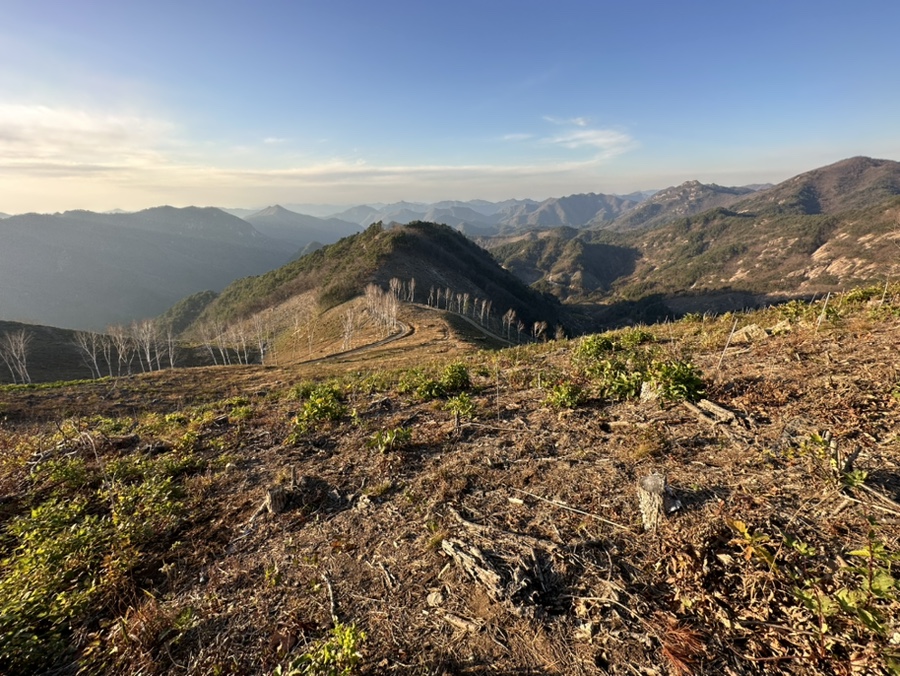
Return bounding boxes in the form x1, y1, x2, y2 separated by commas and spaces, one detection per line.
733, 156, 900, 216
1, 293, 899, 674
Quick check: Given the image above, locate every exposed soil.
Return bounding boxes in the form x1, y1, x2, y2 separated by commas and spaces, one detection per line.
1, 303, 899, 675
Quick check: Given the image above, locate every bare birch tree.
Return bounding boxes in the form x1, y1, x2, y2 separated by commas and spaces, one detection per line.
108, 324, 134, 375
73, 331, 102, 379
341, 309, 356, 351
0, 329, 32, 384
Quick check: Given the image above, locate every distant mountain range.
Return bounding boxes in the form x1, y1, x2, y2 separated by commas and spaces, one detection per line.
243, 205, 360, 250
323, 184, 771, 235
2, 156, 897, 334
488, 156, 900, 318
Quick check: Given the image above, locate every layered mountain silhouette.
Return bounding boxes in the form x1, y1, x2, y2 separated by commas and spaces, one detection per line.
2, 156, 898, 336
0, 207, 291, 330
489, 156, 900, 312
243, 205, 360, 251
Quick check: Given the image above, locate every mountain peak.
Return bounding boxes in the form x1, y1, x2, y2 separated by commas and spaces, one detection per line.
252, 205, 294, 218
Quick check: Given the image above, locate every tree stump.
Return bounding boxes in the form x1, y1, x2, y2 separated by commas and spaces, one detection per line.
637, 473, 680, 531
265, 485, 287, 515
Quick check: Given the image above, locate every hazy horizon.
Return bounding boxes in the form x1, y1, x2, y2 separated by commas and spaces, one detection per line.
2, 1, 899, 213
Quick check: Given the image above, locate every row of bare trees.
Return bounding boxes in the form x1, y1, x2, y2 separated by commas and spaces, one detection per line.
0, 329, 32, 384
365, 283, 401, 337
194, 314, 275, 367
72, 319, 180, 379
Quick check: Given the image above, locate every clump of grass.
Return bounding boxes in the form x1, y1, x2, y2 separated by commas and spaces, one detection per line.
574, 332, 704, 403
397, 362, 472, 401
0, 445, 201, 673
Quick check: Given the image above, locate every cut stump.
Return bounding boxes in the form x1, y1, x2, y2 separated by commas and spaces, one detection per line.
637, 473, 680, 532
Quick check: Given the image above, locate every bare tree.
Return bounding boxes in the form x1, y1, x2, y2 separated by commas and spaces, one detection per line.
341, 309, 356, 351
73, 331, 102, 379
389, 277, 402, 300
197, 321, 220, 366
0, 329, 32, 384
428, 286, 435, 307
532, 321, 548, 342
407, 277, 416, 303
502, 309, 517, 341
516, 320, 526, 344
212, 320, 231, 365
164, 326, 178, 369
131, 320, 158, 372
252, 314, 269, 365
100, 334, 115, 377
108, 324, 134, 375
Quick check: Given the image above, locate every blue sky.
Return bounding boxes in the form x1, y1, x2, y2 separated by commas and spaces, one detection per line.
2, 0, 899, 212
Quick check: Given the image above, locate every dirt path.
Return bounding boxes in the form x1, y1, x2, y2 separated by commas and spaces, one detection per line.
298, 302, 513, 367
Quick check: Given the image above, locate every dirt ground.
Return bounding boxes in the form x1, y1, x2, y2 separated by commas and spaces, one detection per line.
1, 302, 899, 674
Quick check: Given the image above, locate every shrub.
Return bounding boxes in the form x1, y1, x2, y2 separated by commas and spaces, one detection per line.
0, 448, 192, 673
397, 369, 445, 401
368, 427, 412, 453
439, 362, 471, 392
290, 384, 346, 436
445, 392, 476, 419
274, 622, 365, 676
647, 359, 706, 402
618, 327, 656, 349
545, 382, 587, 409
574, 334, 615, 362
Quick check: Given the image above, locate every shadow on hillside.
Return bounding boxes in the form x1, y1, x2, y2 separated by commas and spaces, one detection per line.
572, 289, 824, 332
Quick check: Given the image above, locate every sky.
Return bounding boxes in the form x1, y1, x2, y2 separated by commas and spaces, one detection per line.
2, 0, 900, 213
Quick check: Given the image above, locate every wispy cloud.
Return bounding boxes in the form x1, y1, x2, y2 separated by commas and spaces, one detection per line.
542, 115, 590, 127
531, 116, 636, 160
546, 127, 634, 159
0, 103, 636, 210
0, 103, 173, 172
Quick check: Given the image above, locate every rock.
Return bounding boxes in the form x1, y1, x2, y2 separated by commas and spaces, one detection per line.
731, 324, 768, 344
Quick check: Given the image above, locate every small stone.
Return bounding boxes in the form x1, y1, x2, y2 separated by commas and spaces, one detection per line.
427, 590, 444, 607
731, 323, 768, 344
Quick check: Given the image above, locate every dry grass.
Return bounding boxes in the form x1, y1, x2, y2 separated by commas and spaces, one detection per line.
1, 297, 899, 674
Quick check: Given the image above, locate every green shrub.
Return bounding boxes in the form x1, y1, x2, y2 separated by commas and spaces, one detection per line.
274, 622, 365, 676
574, 334, 616, 362
618, 327, 656, 349
647, 360, 706, 402
368, 427, 413, 453
844, 285, 883, 304
397, 369, 445, 400
439, 362, 471, 392
0, 448, 192, 673
545, 382, 587, 409
290, 384, 347, 436
445, 392, 476, 419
